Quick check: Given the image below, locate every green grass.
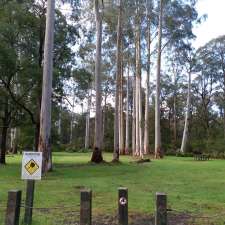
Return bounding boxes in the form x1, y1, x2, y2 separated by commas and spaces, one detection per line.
1, 152, 225, 224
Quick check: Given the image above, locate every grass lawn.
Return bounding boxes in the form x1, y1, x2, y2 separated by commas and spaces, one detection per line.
1, 152, 225, 224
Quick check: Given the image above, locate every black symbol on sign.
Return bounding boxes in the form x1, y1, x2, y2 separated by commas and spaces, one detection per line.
30, 162, 35, 168
119, 197, 127, 205
25, 159, 39, 175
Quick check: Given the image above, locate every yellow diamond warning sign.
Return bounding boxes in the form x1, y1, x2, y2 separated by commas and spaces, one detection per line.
22, 152, 42, 180
25, 159, 39, 175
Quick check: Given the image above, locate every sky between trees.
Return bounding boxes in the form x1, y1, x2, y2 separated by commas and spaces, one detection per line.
193, 0, 225, 48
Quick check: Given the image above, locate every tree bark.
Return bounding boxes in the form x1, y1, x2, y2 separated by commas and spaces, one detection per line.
173, 73, 177, 150
135, 3, 143, 158
223, 73, 225, 139
135, 4, 140, 156
119, 60, 125, 155
57, 102, 62, 145
0, 126, 8, 164
0, 98, 9, 164
70, 93, 75, 144
38, 0, 55, 173
102, 93, 107, 149
138, 69, 143, 158
135, 52, 140, 156
125, 64, 130, 154
144, 2, 151, 155
180, 71, 191, 153
113, 0, 123, 161
155, 0, 163, 159
91, 0, 103, 163
132, 76, 136, 156
85, 92, 91, 149
34, 100, 40, 152
10, 128, 18, 154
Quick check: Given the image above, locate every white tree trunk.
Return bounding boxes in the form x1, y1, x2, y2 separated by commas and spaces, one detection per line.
181, 71, 191, 153
70, 93, 75, 144
144, 3, 151, 155
135, 69, 140, 156
85, 92, 92, 149
119, 60, 124, 155
113, 0, 123, 161
91, 0, 103, 162
138, 75, 143, 159
173, 73, 177, 149
10, 128, 18, 154
57, 102, 62, 144
102, 94, 107, 149
38, 0, 55, 173
125, 65, 130, 154
155, 0, 163, 159
132, 76, 136, 156
135, 7, 142, 158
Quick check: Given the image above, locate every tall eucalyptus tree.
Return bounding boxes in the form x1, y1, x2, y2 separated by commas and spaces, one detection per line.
155, 0, 163, 158
91, 0, 104, 163
113, 0, 123, 161
38, 0, 55, 172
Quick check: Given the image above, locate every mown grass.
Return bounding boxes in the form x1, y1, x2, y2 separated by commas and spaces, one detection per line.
1, 152, 225, 224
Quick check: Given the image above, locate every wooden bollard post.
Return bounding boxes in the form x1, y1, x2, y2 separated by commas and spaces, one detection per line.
5, 190, 22, 225
24, 180, 35, 225
118, 187, 128, 225
155, 192, 167, 225
80, 189, 92, 225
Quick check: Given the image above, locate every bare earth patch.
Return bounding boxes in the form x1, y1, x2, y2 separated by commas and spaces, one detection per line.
92, 213, 192, 225
59, 212, 193, 225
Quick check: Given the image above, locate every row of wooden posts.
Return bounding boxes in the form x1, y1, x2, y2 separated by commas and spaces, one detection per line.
4, 187, 167, 225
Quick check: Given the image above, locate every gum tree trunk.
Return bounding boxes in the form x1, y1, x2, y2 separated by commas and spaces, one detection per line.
155, 0, 163, 159
135, 3, 143, 158
85, 92, 91, 149
70, 93, 75, 144
113, 0, 123, 161
38, 0, 55, 173
125, 64, 130, 154
119, 60, 125, 155
91, 0, 103, 163
132, 76, 136, 156
10, 128, 18, 154
102, 93, 107, 149
144, 2, 151, 155
173, 73, 177, 149
181, 71, 191, 153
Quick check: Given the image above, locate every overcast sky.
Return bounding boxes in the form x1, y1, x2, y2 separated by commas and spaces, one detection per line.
193, 0, 225, 48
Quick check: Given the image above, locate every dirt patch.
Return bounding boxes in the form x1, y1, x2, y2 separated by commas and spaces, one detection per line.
92, 212, 192, 225
57, 212, 192, 225
135, 159, 151, 164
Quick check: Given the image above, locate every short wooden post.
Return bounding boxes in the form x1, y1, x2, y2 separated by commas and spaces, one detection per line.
118, 187, 128, 225
5, 190, 22, 225
80, 189, 92, 225
24, 180, 35, 225
155, 192, 167, 225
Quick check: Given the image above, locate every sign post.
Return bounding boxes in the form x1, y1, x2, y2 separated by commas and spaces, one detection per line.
21, 152, 42, 225
118, 187, 128, 225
